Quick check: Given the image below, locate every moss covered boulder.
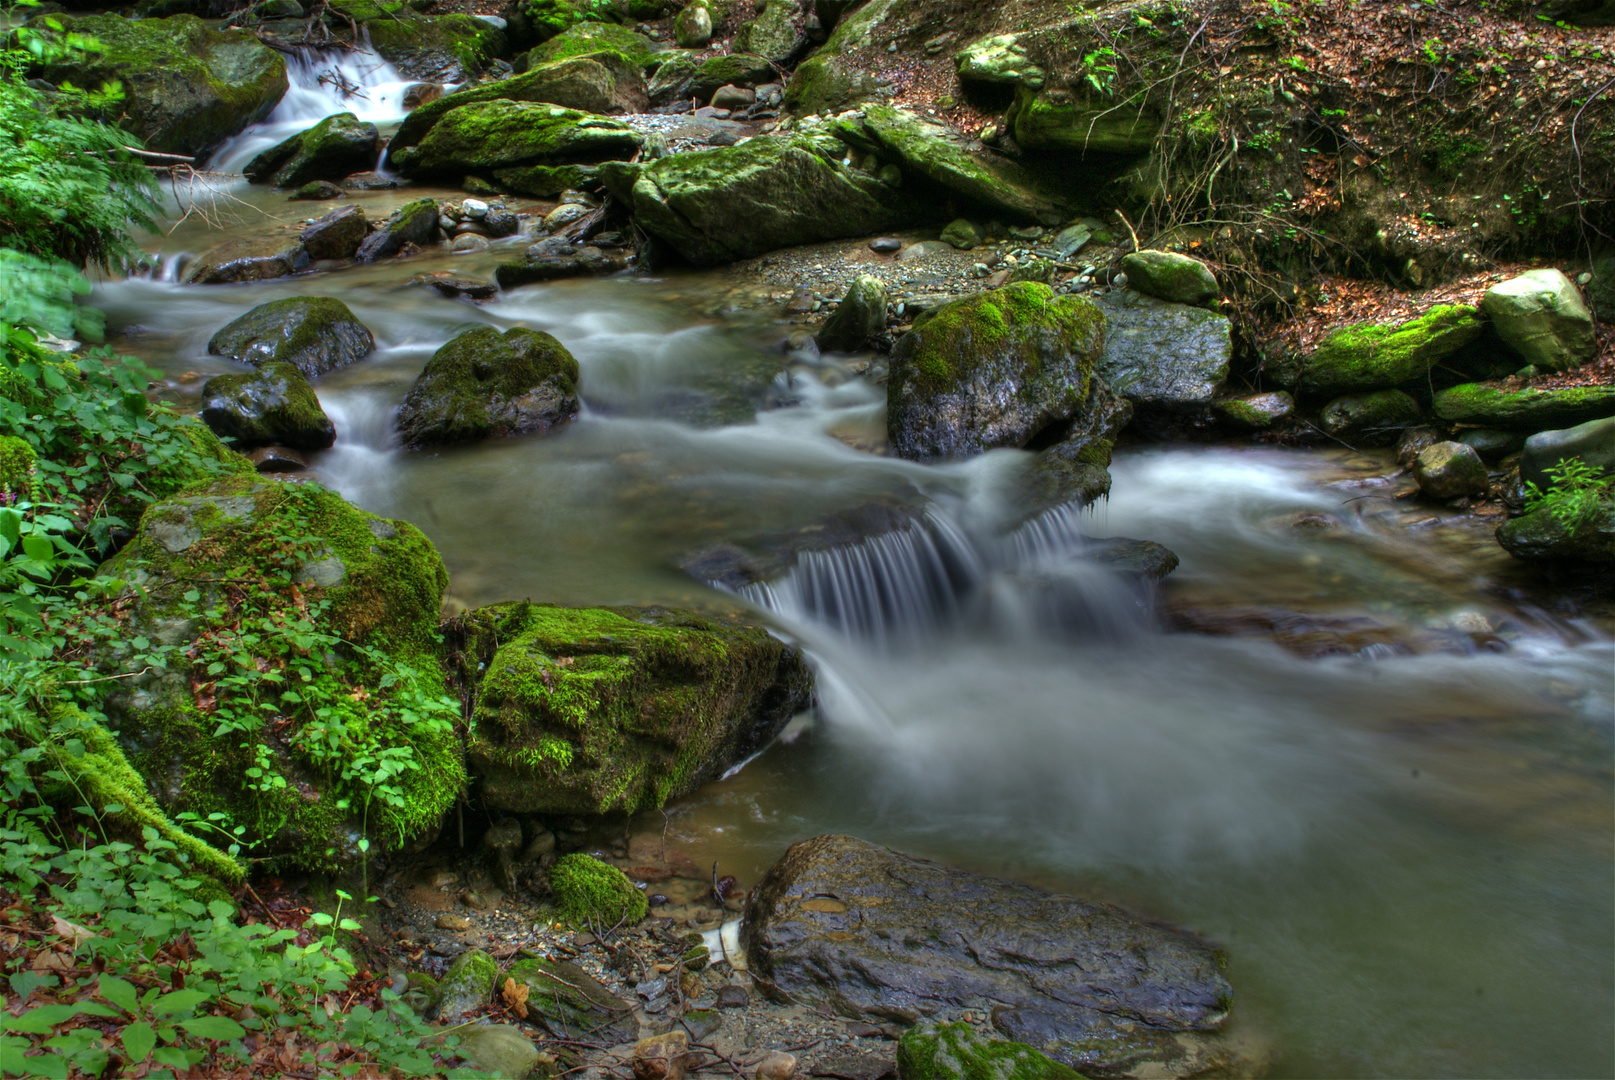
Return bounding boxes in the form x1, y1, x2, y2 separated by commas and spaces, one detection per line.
783, 0, 899, 114
1481, 269, 1598, 372
1090, 289, 1230, 412
523, 20, 660, 69
243, 112, 379, 187
1005, 85, 1158, 157
1318, 389, 1422, 446
1431, 382, 1615, 431
816, 274, 888, 353
1272, 305, 1485, 398
433, 948, 499, 1022
299, 205, 370, 261
550, 853, 648, 928
96, 478, 463, 870
200, 361, 336, 451
686, 52, 776, 100
1496, 493, 1615, 564
504, 956, 637, 1043
363, 12, 508, 82
613, 130, 916, 266
1520, 417, 1615, 493
395, 326, 580, 449
955, 34, 1046, 90
0, 435, 38, 502
355, 196, 441, 262
887, 283, 1105, 462
831, 105, 1066, 225
1214, 391, 1294, 430
397, 101, 641, 178
1119, 250, 1219, 308
458, 601, 812, 815
897, 1022, 1078, 1080
208, 296, 375, 378
738, 0, 805, 62
1413, 441, 1488, 500
35, 14, 287, 156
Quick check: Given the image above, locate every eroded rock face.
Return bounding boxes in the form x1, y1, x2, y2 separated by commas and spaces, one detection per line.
394, 326, 580, 448
207, 296, 375, 378
456, 602, 813, 816
744, 835, 1242, 1078
887, 283, 1104, 461
1090, 289, 1230, 412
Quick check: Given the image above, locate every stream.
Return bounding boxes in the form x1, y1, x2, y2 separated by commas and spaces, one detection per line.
94, 50, 1614, 1080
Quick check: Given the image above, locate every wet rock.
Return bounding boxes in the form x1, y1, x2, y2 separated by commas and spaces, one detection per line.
495, 243, 629, 285
1521, 417, 1615, 492
1271, 305, 1485, 398
402, 81, 444, 110
291, 180, 343, 201
686, 53, 778, 100
356, 196, 440, 262
811, 1048, 894, 1080
940, 218, 983, 250
1119, 250, 1218, 308
341, 170, 399, 190
869, 237, 903, 254
207, 296, 375, 378
1413, 441, 1488, 499
744, 835, 1235, 1074
362, 11, 506, 84
433, 948, 498, 1022
1213, 391, 1294, 430
756, 1051, 798, 1080
1051, 223, 1092, 260
1018, 377, 1132, 513
1455, 427, 1524, 462
633, 1030, 690, 1080
898, 1022, 1074, 1080
1395, 425, 1441, 467
1082, 537, 1179, 581
395, 101, 641, 178
245, 444, 307, 473
716, 985, 749, 1009
888, 283, 1104, 461
299, 204, 369, 260
420, 274, 499, 300
452, 233, 491, 253
1431, 382, 1615, 430
244, 111, 379, 187
455, 1023, 542, 1080
1496, 495, 1615, 563
1090, 290, 1230, 412
1318, 389, 1422, 446
816, 274, 888, 353
395, 326, 580, 448
1482, 269, 1597, 372
955, 33, 1046, 89
199, 361, 335, 451
456, 601, 812, 815
182, 235, 309, 285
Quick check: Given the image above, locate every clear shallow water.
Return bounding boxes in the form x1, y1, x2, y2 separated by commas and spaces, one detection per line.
97, 74, 1615, 1078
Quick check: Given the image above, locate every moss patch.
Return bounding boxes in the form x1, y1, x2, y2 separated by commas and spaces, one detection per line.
394, 326, 580, 448
1432, 382, 1615, 431
550, 853, 648, 928
402, 100, 641, 177
1275, 304, 1484, 398
897, 1022, 1081, 1080
523, 20, 659, 68
0, 435, 39, 503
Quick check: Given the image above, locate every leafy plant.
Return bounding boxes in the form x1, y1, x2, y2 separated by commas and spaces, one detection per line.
1080, 46, 1120, 96
1524, 459, 1613, 531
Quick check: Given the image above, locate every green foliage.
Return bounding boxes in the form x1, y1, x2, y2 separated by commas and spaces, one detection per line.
1524, 459, 1613, 531
1079, 46, 1119, 96
549, 853, 648, 930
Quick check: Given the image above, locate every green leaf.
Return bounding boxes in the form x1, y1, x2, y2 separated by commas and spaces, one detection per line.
98, 975, 139, 1015
120, 1021, 156, 1064
179, 1016, 246, 1040
3, 1004, 79, 1033
152, 1045, 193, 1071
149, 989, 209, 1016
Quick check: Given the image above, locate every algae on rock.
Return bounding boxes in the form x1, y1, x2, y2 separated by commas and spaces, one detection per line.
897, 1021, 1080, 1080
1271, 305, 1485, 398
207, 296, 375, 378
550, 853, 648, 928
243, 112, 380, 188
199, 361, 337, 450
394, 326, 581, 448
398, 101, 641, 177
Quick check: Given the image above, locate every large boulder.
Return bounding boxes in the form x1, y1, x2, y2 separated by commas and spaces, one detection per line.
1318, 389, 1422, 446
1119, 251, 1219, 307
207, 296, 375, 378
96, 477, 463, 870
182, 235, 309, 285
243, 112, 379, 187
456, 601, 813, 816
361, 12, 507, 82
603, 130, 915, 266
1521, 417, 1615, 493
744, 835, 1242, 1078
1496, 495, 1615, 563
783, 0, 900, 114
355, 196, 441, 262
816, 274, 888, 353
831, 105, 1066, 224
887, 283, 1105, 461
674, 0, 714, 48
1431, 382, 1615, 430
1272, 305, 1485, 398
686, 53, 777, 100
1413, 441, 1488, 499
199, 361, 336, 451
395, 101, 641, 177
1004, 85, 1158, 156
394, 326, 580, 449
738, 0, 806, 62
1090, 289, 1230, 412
1481, 269, 1598, 372
36, 14, 287, 156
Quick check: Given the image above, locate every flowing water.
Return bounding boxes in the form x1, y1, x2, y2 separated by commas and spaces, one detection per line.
95, 55, 1615, 1079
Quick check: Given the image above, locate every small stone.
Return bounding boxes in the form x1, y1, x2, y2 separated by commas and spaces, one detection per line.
755, 1051, 797, 1080
462, 890, 490, 911
632, 1030, 690, 1080
868, 237, 902, 254
462, 198, 490, 218
1414, 441, 1489, 500
436, 912, 470, 931
452, 233, 490, 253
431, 870, 459, 889
711, 84, 756, 110
715, 984, 749, 1008
291, 180, 343, 201
544, 203, 592, 232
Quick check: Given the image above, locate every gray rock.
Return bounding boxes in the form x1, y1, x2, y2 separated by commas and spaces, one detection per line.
432, 948, 498, 1022
1520, 416, 1615, 492
1455, 428, 1523, 462
455, 1023, 541, 1080
505, 956, 638, 1043
896, 240, 952, 261
1091, 290, 1231, 412
1213, 391, 1294, 430
741, 0, 806, 62
816, 274, 888, 353
299, 205, 369, 261
1051, 223, 1091, 259
182, 235, 309, 285
1413, 441, 1488, 499
207, 296, 375, 378
674, 0, 713, 48
744, 835, 1235, 1074
1482, 269, 1598, 372
711, 84, 756, 110
356, 197, 440, 262
244, 111, 379, 188
869, 237, 903, 254
246, 444, 308, 473
1319, 389, 1422, 446
199, 361, 335, 451
954, 33, 1046, 89
290, 181, 342, 201
1118, 250, 1219, 307
1017, 378, 1132, 515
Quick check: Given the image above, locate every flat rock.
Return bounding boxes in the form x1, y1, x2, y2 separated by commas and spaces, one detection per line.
1090, 289, 1230, 412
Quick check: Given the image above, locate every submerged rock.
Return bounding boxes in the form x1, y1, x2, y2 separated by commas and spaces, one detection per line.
1090, 289, 1230, 412
887, 283, 1104, 461
1431, 382, 1615, 430
1520, 417, 1615, 492
199, 361, 335, 451
207, 296, 375, 378
244, 111, 379, 187
1413, 441, 1488, 499
182, 235, 309, 285
744, 835, 1241, 1078
457, 601, 812, 816
394, 326, 580, 448
1272, 305, 1485, 398
1481, 269, 1597, 372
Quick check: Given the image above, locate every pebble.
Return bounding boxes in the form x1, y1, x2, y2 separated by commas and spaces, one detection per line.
715, 984, 749, 1008
756, 1051, 798, 1080
435, 913, 470, 931
868, 237, 902, 254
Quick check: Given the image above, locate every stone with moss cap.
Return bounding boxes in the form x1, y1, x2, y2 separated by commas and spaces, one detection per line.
200, 361, 336, 451
96, 477, 463, 871
523, 20, 661, 69
0, 435, 38, 503
1413, 441, 1487, 499
739, 0, 805, 62
816, 274, 888, 353
675, 0, 714, 48
1481, 269, 1598, 373
897, 1022, 1078, 1080
361, 12, 507, 82
208, 296, 375, 378
433, 948, 499, 1022
1496, 491, 1615, 563
355, 197, 441, 262
395, 326, 580, 448
457, 601, 811, 816
1004, 85, 1159, 156
1214, 391, 1294, 430
783, 0, 899, 114
686, 52, 776, 100
1431, 382, 1615, 431
1119, 250, 1219, 308
397, 101, 641, 178
887, 282, 1105, 462
617, 130, 917, 266
1271, 304, 1485, 399
955, 34, 1046, 90
243, 112, 379, 188
35, 14, 287, 156
550, 853, 648, 928
505, 956, 637, 1042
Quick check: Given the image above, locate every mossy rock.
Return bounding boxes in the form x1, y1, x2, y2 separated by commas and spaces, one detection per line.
1431, 382, 1615, 431
737, 0, 804, 62
459, 601, 812, 815
96, 477, 463, 870
1272, 305, 1485, 399
434, 948, 499, 1022
355, 196, 440, 262
492, 163, 599, 197
687, 52, 776, 99
816, 274, 888, 353
1004, 85, 1158, 156
898, 1022, 1080, 1080
955, 33, 1045, 90
782, 0, 899, 114
34, 14, 287, 156
1214, 391, 1294, 430
394, 326, 581, 449
887, 282, 1105, 462
504, 956, 636, 1042
399, 100, 641, 177
549, 853, 648, 928
199, 361, 336, 451
362, 13, 508, 82
1318, 389, 1422, 446
1496, 492, 1615, 564
207, 296, 375, 378
182, 235, 310, 286
1015, 378, 1132, 519
523, 20, 659, 69
1120, 250, 1219, 308
243, 112, 380, 188
524, 0, 630, 40
0, 435, 39, 502
620, 130, 917, 266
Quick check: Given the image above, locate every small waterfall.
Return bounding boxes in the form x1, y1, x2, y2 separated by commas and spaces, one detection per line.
207, 46, 419, 175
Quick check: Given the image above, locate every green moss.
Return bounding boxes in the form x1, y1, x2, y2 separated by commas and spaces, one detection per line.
436, 948, 499, 1019
363, 13, 508, 79
1006, 85, 1159, 155
781, 0, 897, 114
1275, 304, 1485, 398
199, 361, 335, 451
395, 326, 579, 446
207, 296, 375, 379
524, 0, 627, 37
686, 53, 775, 98
1432, 382, 1615, 430
492, 163, 599, 197
404, 100, 640, 176
1496, 490, 1615, 563
524, 20, 658, 68
549, 853, 647, 928
902, 282, 1088, 395
897, 1022, 1081, 1080
243, 112, 379, 188
0, 435, 39, 502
